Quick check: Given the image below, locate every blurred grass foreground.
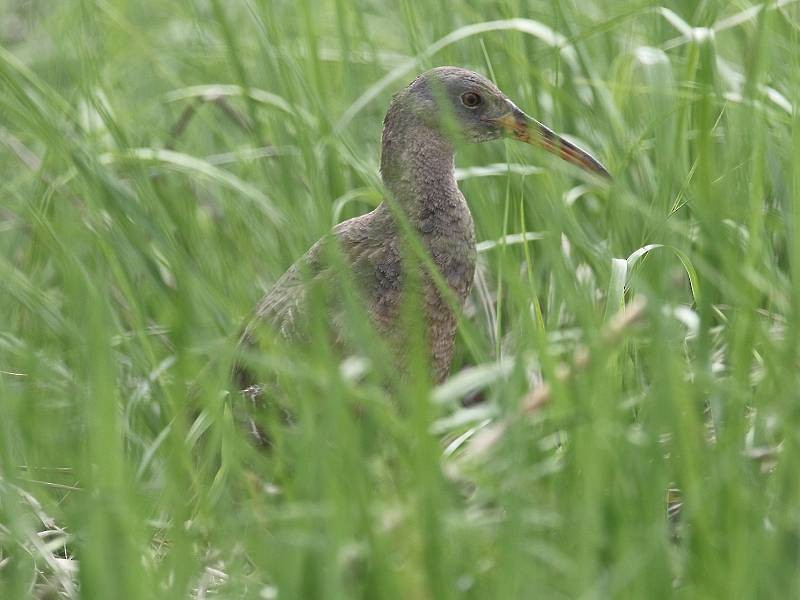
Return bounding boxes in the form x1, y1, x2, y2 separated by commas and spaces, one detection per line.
2, 0, 800, 598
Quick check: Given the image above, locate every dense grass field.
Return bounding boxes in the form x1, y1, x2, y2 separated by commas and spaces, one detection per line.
2, 0, 799, 597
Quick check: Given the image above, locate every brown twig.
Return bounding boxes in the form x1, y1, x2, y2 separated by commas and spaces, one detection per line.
166, 102, 197, 149
213, 97, 252, 132
165, 94, 252, 151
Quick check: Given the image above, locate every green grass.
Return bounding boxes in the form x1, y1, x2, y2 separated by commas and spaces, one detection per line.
1, 0, 799, 597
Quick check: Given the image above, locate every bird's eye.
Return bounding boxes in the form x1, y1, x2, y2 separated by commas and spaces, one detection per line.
460, 92, 482, 108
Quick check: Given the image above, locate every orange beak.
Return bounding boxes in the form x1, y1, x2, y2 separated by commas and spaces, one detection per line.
495, 107, 610, 179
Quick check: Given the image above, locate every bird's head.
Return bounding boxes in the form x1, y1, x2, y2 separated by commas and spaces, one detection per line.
400, 66, 609, 178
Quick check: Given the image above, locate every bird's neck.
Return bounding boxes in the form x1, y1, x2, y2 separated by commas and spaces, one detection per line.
379, 105, 462, 226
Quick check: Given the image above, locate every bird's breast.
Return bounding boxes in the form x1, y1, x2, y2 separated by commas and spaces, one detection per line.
421, 201, 476, 302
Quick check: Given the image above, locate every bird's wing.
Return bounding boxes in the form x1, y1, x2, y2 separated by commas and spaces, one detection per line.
234, 208, 391, 390
246, 238, 326, 341
232, 239, 326, 390
239, 212, 374, 342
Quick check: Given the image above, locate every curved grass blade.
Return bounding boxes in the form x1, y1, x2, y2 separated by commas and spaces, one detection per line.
336, 18, 579, 132
98, 148, 285, 225
165, 84, 317, 126
626, 243, 701, 305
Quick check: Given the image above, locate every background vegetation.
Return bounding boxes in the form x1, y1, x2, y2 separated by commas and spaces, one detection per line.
1, 0, 799, 597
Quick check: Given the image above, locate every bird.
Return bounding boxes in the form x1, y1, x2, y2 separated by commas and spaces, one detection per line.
234, 66, 609, 395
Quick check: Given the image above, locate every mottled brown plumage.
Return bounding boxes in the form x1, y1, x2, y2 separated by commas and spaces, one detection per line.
235, 66, 608, 389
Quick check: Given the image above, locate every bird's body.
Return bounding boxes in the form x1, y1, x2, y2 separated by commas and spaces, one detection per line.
235, 67, 608, 389
246, 196, 473, 383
